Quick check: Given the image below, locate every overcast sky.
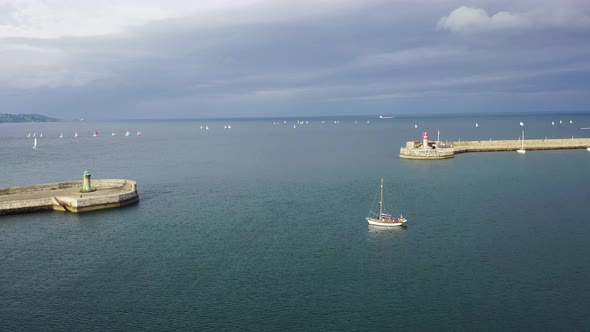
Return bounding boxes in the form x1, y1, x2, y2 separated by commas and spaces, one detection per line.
1, 0, 589, 119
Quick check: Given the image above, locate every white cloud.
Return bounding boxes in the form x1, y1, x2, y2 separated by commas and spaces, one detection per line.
0, 0, 376, 39
437, 5, 590, 33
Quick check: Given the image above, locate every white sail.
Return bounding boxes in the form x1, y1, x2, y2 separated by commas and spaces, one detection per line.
33, 137, 37, 149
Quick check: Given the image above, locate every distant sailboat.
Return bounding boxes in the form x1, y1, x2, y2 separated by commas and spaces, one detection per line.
552, 121, 555, 126
224, 125, 228, 129
570, 120, 573, 124
414, 124, 418, 128
366, 178, 407, 227
93, 131, 98, 137
74, 132, 78, 138
293, 123, 297, 129
517, 130, 526, 154
559, 120, 563, 124
228, 125, 231, 129
33, 137, 37, 149
33, 132, 36, 138
519, 122, 524, 127
200, 126, 203, 130
27, 133, 31, 138
136, 130, 142, 136
39, 132, 43, 138
204, 126, 208, 131
125, 131, 130, 137
59, 132, 63, 138
475, 123, 479, 127
112, 131, 117, 136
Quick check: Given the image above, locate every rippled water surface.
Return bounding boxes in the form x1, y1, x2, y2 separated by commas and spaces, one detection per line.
1, 114, 590, 330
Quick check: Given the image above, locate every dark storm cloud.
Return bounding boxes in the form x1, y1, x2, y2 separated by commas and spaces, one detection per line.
1, 0, 590, 119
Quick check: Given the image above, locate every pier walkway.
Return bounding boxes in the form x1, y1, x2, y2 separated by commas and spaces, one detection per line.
400, 138, 590, 160
0, 179, 138, 215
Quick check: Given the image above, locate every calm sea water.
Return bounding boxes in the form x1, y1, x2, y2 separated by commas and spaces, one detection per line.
1, 114, 590, 330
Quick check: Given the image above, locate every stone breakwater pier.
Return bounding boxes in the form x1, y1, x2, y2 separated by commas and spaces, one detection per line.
400, 132, 590, 160
0, 179, 138, 215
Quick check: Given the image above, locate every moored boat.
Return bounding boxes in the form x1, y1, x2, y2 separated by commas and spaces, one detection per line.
366, 178, 407, 227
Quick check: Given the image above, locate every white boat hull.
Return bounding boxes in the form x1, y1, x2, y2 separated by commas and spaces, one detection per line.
516, 149, 526, 154
587, 147, 590, 151
366, 217, 406, 227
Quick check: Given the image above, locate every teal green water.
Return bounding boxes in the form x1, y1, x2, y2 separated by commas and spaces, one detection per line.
1, 115, 590, 330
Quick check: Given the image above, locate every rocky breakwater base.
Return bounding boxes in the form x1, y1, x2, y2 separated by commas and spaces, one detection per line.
0, 179, 138, 215
400, 137, 590, 160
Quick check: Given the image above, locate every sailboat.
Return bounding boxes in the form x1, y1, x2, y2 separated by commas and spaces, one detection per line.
517, 130, 526, 154
112, 131, 117, 136
74, 132, 78, 138
93, 131, 98, 137
125, 131, 130, 137
27, 133, 31, 138
366, 178, 407, 227
59, 132, 63, 138
33, 137, 37, 149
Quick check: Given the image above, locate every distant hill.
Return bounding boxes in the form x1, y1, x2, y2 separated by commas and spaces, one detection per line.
0, 113, 59, 123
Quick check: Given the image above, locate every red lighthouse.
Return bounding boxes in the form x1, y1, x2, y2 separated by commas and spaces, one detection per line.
422, 131, 429, 148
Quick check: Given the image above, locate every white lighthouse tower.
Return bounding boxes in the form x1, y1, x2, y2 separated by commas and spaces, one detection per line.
422, 131, 429, 149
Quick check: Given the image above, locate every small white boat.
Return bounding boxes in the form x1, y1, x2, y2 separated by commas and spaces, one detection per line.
200, 126, 203, 130
414, 124, 418, 128
27, 133, 31, 138
587, 147, 590, 151
367, 120, 370, 124
125, 131, 130, 137
112, 131, 117, 136
570, 120, 573, 124
33, 137, 37, 149
228, 125, 231, 129
552, 121, 555, 126
517, 130, 526, 154
74, 132, 78, 138
293, 123, 297, 129
39, 132, 43, 138
136, 130, 142, 136
559, 120, 563, 124
366, 178, 407, 227
519, 122, 524, 127
93, 131, 98, 137
204, 126, 208, 131
475, 123, 479, 127
379, 115, 392, 119
33, 132, 36, 138
59, 132, 63, 138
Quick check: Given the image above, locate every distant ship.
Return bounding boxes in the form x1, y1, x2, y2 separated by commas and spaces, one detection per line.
379, 115, 392, 119
366, 178, 407, 227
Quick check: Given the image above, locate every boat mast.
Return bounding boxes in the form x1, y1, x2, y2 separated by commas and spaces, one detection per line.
379, 177, 384, 220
